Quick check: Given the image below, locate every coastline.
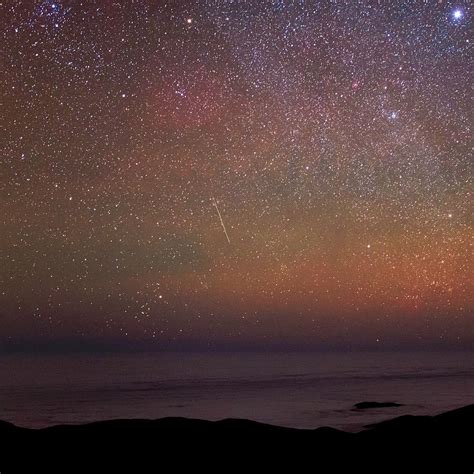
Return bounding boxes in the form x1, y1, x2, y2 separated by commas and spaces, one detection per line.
1, 404, 472, 471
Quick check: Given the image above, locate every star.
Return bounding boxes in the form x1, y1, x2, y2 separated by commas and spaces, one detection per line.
452, 9, 463, 20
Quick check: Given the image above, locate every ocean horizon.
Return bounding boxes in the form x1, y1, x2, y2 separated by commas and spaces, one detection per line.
1, 351, 472, 431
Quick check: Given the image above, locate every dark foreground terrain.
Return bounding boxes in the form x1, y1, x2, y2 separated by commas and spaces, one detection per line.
1, 405, 472, 472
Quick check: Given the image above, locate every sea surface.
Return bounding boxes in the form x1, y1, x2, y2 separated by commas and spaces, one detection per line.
0, 351, 472, 431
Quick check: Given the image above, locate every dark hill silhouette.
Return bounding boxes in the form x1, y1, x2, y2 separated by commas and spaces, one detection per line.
1, 405, 472, 472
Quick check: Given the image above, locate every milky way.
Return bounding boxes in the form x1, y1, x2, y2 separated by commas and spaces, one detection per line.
2, 1, 472, 350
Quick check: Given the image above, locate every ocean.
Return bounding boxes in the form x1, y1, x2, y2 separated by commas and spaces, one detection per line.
0, 351, 472, 431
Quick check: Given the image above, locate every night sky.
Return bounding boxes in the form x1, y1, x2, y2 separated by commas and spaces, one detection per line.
2, 1, 472, 351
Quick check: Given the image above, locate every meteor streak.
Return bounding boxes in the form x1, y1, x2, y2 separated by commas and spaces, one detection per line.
212, 197, 231, 244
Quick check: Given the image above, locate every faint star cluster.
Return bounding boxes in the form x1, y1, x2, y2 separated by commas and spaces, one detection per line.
1, 0, 472, 350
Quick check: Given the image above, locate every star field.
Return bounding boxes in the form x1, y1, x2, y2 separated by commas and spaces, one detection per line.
1, 1, 472, 350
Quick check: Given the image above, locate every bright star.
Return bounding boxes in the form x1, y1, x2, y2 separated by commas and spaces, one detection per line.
452, 9, 463, 20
